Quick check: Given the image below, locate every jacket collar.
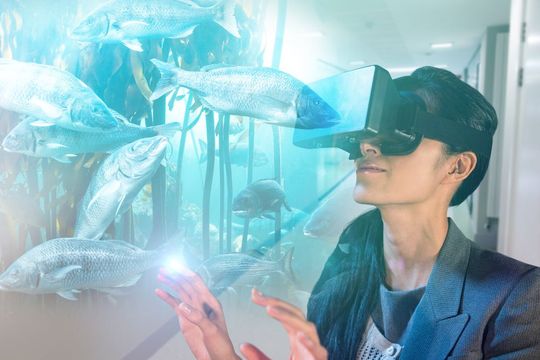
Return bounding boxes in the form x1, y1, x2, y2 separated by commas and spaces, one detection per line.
400, 218, 472, 359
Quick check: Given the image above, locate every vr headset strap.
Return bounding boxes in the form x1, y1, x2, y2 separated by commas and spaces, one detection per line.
414, 111, 492, 157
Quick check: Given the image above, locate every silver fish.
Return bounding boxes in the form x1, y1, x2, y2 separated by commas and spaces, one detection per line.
0, 238, 168, 300
74, 136, 168, 240
198, 248, 295, 290
150, 60, 341, 129
0, 58, 119, 132
1, 118, 179, 163
232, 179, 292, 219
303, 172, 373, 239
71, 0, 239, 52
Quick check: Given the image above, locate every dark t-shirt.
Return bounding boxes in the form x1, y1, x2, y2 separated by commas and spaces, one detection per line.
371, 283, 426, 344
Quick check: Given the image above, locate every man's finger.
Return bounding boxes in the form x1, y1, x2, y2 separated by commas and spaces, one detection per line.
240, 343, 271, 360
297, 332, 328, 360
251, 288, 305, 319
157, 274, 193, 302
267, 305, 319, 340
155, 288, 180, 309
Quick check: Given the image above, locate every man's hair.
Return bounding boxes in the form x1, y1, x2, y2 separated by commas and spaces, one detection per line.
407, 66, 498, 206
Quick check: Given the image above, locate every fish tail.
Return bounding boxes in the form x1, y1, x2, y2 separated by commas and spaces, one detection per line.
214, 0, 240, 38
280, 247, 297, 286
150, 59, 180, 101
151, 122, 182, 138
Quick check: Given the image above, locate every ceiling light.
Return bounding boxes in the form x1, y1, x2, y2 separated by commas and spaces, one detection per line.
431, 42, 453, 49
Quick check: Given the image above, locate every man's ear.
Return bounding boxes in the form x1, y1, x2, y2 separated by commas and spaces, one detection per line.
445, 152, 477, 182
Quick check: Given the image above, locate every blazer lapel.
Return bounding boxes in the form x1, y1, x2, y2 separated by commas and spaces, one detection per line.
400, 219, 472, 360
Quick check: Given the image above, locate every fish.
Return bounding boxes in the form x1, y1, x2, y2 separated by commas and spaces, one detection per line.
1, 117, 179, 164
198, 138, 268, 167
303, 171, 374, 239
0, 58, 120, 132
150, 60, 341, 129
0, 238, 170, 300
232, 179, 292, 219
74, 136, 169, 240
70, 0, 239, 52
241, 208, 307, 239
197, 248, 295, 291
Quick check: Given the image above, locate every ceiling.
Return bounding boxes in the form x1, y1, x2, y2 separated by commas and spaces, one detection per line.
272, 0, 512, 82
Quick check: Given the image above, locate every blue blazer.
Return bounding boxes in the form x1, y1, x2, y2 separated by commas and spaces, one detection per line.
400, 220, 540, 359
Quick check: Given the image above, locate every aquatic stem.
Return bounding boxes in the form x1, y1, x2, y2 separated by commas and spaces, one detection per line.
149, 97, 167, 248
170, 93, 193, 234
202, 111, 216, 259
241, 117, 256, 252
219, 114, 226, 254
223, 114, 233, 253
269, 0, 288, 258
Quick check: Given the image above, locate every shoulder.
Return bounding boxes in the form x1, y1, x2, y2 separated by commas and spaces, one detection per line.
467, 243, 538, 289
463, 242, 540, 319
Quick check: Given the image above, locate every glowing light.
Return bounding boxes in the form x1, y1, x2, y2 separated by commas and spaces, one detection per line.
165, 257, 189, 274
431, 42, 453, 49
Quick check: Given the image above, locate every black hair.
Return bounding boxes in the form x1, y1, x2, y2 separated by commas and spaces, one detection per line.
306, 67, 498, 359
307, 209, 385, 359
407, 66, 498, 206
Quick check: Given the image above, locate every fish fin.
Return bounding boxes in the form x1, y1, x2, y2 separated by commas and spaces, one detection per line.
86, 181, 122, 214
114, 192, 128, 218
262, 213, 275, 220
53, 154, 77, 164
45, 265, 82, 283
279, 247, 296, 285
29, 97, 65, 119
96, 287, 129, 296
169, 25, 197, 39
247, 249, 266, 259
191, 96, 203, 112
110, 109, 129, 124
214, 0, 240, 38
121, 39, 144, 52
215, 115, 223, 136
198, 139, 208, 163
151, 122, 182, 137
57, 290, 80, 301
283, 199, 292, 212
30, 120, 55, 128
150, 59, 180, 101
116, 274, 142, 287
45, 143, 68, 150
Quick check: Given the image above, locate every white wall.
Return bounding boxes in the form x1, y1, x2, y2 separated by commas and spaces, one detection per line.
498, 0, 540, 266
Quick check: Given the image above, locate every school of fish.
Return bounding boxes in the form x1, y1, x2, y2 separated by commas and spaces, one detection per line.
0, 0, 346, 300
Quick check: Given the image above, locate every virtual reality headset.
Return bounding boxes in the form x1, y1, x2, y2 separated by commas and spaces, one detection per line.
293, 65, 493, 160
